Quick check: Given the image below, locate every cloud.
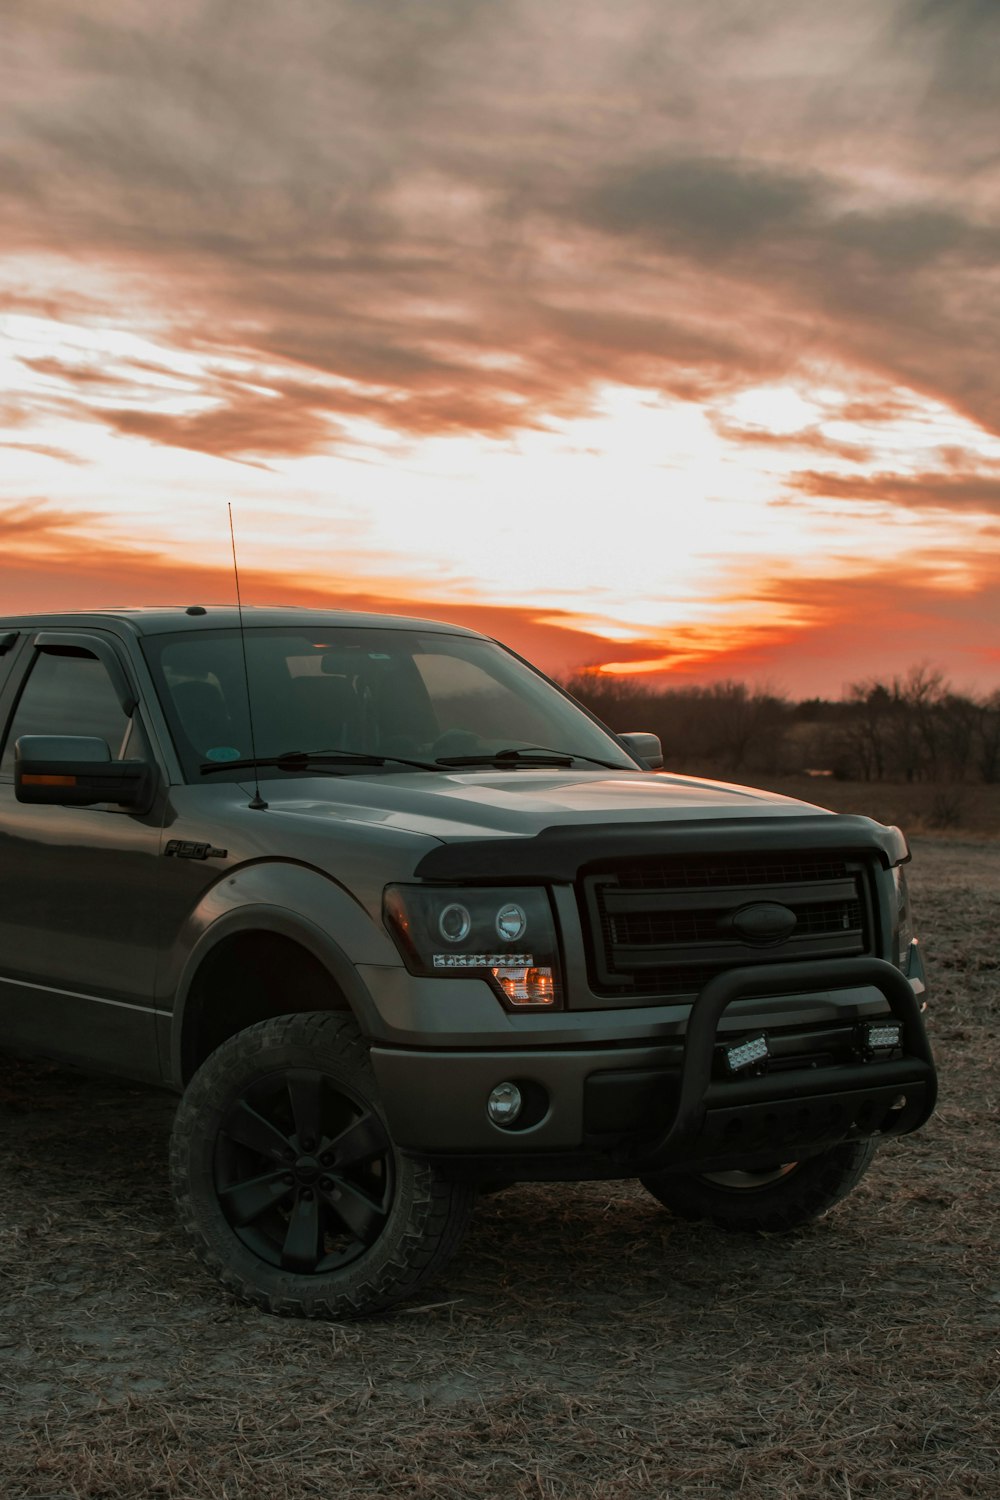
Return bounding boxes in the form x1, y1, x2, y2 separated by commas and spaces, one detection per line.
581, 158, 821, 254
0, 509, 646, 675
760, 547, 1000, 678
588, 555, 1000, 697
0, 441, 89, 465
100, 395, 341, 463
895, 0, 1000, 110
3, 499, 997, 697
708, 419, 874, 464
1, 1, 998, 699
576, 152, 1000, 435
18, 355, 129, 387
2, 0, 998, 460
791, 469, 1000, 513
0, 499, 101, 544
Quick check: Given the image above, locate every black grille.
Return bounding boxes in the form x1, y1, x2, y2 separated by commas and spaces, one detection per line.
581, 852, 873, 999
613, 855, 852, 889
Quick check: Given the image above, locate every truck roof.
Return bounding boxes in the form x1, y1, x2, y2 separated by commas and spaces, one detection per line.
0, 605, 485, 639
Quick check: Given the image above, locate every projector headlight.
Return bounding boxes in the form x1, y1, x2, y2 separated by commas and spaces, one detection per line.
383, 884, 562, 1009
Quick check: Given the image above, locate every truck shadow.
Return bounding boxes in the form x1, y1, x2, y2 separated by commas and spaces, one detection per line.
0, 1049, 933, 1338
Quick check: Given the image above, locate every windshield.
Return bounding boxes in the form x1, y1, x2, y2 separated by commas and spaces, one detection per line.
142, 624, 637, 782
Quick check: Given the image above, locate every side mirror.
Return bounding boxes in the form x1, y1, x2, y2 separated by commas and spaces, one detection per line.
15, 735, 156, 811
619, 731, 664, 771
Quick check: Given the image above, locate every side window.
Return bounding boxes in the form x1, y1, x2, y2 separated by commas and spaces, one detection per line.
0, 650, 130, 776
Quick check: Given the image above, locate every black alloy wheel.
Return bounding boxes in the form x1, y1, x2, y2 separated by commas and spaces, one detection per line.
214, 1064, 394, 1274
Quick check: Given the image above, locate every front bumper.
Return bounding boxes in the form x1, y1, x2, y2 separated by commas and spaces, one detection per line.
370, 957, 936, 1181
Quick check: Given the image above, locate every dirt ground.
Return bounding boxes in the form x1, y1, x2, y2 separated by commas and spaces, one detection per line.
1, 838, 997, 1499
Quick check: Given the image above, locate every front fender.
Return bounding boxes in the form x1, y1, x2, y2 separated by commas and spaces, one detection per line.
160, 860, 401, 1085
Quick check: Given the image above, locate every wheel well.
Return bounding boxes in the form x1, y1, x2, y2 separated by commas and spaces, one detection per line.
181, 931, 350, 1081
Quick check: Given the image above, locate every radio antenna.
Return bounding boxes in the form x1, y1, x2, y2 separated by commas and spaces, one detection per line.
229, 503, 267, 810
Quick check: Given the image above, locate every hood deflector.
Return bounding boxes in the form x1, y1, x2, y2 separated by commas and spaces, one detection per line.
413, 815, 909, 883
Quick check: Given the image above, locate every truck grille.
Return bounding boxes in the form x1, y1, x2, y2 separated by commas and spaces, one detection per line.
580, 853, 872, 999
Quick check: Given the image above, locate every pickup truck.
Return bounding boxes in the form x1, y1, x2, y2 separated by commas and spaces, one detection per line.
0, 607, 937, 1318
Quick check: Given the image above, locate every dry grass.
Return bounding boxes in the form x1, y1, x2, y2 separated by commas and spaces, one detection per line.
725, 776, 1000, 839
1, 839, 998, 1499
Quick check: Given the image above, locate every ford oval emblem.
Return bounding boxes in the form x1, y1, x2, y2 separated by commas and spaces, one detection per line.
726, 902, 798, 945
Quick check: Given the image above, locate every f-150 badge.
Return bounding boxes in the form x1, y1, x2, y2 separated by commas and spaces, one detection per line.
164, 840, 228, 860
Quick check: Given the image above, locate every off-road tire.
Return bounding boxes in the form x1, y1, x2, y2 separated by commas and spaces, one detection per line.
639, 1140, 878, 1233
169, 1011, 476, 1318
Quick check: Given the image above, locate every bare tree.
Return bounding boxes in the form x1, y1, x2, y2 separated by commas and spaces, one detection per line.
843, 680, 893, 781
564, 666, 999, 784
977, 690, 1000, 783
937, 692, 979, 781
700, 681, 789, 774
844, 666, 951, 782
894, 665, 948, 782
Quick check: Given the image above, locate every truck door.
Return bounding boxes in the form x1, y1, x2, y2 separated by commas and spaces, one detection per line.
0, 633, 165, 1079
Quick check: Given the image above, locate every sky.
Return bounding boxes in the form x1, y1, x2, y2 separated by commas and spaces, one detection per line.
1, 0, 999, 700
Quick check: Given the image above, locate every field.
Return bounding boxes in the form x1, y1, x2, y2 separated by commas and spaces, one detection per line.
1, 836, 998, 1499
698, 774, 1000, 840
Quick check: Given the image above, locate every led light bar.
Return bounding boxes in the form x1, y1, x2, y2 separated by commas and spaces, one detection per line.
862, 1021, 903, 1055
724, 1034, 769, 1074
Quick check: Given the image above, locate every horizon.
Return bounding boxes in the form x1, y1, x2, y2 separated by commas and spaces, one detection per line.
2, 2, 999, 700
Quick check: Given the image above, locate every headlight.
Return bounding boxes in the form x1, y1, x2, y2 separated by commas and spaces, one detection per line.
892, 864, 916, 973
383, 885, 562, 1009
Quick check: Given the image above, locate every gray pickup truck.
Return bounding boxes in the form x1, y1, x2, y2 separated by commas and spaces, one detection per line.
0, 607, 936, 1317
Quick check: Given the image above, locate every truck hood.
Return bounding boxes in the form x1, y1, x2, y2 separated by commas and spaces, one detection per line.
255, 768, 828, 842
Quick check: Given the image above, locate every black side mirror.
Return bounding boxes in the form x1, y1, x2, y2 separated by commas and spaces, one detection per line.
619, 731, 664, 770
15, 735, 156, 811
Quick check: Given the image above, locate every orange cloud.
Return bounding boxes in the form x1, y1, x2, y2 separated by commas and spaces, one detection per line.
100, 398, 341, 463
4, 507, 997, 700
2, 3, 1000, 705
0, 507, 642, 675
792, 469, 1000, 513
0, 500, 103, 547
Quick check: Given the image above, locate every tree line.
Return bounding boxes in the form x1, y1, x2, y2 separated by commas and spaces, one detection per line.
562, 666, 1000, 784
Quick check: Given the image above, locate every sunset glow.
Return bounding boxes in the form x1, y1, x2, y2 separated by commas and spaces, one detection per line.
2, 2, 999, 698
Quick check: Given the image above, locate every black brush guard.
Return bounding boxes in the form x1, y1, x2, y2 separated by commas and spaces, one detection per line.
637, 956, 937, 1171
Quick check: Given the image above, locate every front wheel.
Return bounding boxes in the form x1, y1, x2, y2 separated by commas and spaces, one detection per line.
169, 1012, 475, 1318
639, 1140, 878, 1233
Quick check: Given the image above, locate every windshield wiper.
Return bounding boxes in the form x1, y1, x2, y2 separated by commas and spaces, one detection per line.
200, 745, 630, 776
200, 749, 440, 775
435, 746, 627, 770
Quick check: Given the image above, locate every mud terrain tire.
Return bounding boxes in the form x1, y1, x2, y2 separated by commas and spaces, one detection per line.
170, 1012, 475, 1318
639, 1140, 878, 1233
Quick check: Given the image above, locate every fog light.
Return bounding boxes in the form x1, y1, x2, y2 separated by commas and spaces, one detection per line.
487, 1082, 523, 1126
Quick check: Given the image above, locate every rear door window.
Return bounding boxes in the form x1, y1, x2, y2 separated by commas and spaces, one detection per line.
0, 650, 130, 776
